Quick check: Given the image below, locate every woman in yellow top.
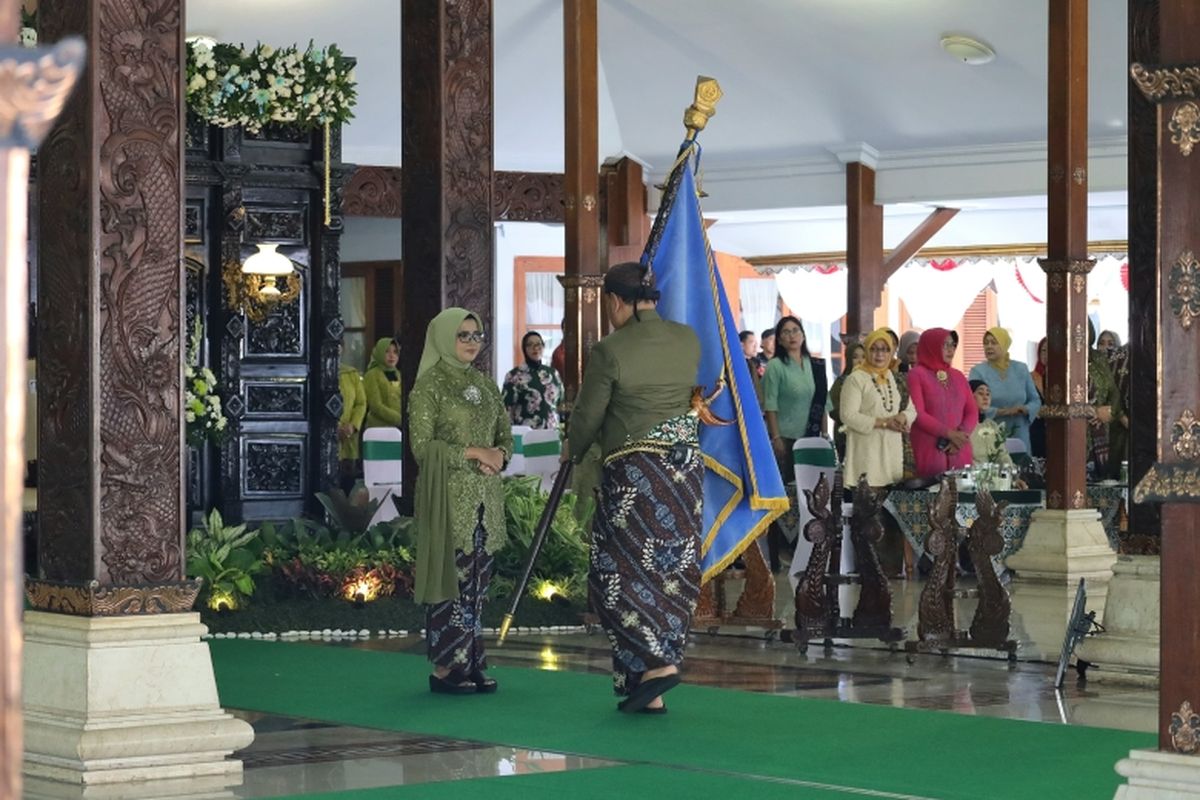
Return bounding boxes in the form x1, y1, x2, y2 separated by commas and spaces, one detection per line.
363, 337, 403, 431
839, 329, 915, 489
337, 342, 367, 489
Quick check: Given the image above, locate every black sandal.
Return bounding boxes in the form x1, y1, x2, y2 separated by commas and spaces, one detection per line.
429, 672, 477, 695
617, 673, 681, 713
470, 669, 498, 694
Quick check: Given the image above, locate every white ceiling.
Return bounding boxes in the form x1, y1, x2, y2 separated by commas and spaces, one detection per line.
188, 0, 1132, 247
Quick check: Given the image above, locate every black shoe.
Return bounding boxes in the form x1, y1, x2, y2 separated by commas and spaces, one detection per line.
617, 674, 681, 714
638, 704, 668, 715
429, 673, 476, 695
470, 669, 498, 694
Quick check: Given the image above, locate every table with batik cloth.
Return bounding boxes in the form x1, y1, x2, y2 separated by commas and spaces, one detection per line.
883, 485, 1124, 568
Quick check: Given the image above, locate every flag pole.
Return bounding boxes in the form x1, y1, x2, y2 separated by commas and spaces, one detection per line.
497, 462, 574, 645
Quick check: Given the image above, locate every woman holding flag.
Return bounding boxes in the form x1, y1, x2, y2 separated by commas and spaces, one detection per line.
567, 261, 702, 715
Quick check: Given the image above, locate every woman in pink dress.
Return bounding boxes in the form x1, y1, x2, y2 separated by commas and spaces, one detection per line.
906, 328, 977, 478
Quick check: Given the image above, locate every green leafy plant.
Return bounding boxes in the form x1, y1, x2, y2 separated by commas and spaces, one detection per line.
186, 509, 264, 610
495, 475, 592, 588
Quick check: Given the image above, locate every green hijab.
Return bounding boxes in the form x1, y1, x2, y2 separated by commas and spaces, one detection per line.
367, 337, 398, 374
417, 308, 480, 378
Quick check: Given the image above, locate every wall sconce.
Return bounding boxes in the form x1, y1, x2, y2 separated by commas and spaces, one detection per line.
222, 242, 303, 324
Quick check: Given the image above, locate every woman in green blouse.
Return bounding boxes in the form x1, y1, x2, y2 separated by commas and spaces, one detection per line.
337, 342, 367, 490
409, 309, 513, 696
363, 337, 403, 431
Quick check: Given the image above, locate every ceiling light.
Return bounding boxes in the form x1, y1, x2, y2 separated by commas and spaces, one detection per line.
940, 34, 996, 66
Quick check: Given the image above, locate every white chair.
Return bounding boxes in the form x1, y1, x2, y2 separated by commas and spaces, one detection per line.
503, 425, 533, 478
519, 428, 563, 491
362, 427, 403, 526
1004, 437, 1028, 455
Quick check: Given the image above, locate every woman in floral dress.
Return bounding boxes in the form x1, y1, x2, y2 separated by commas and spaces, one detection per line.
501, 331, 564, 429
410, 308, 513, 696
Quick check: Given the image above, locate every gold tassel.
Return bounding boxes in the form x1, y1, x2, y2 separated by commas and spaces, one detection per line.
691, 381, 733, 427
323, 120, 332, 227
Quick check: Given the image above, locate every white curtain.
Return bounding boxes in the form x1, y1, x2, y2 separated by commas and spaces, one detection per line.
773, 267, 848, 323
1089, 255, 1128, 344
886, 260, 995, 330
524, 273, 564, 351
738, 277, 779, 335
992, 256, 1047, 360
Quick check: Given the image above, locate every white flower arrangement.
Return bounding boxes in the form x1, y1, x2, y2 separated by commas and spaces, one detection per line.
185, 318, 230, 447
186, 39, 357, 133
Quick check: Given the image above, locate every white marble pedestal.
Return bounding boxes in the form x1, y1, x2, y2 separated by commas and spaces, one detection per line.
1006, 508, 1117, 585
22, 611, 254, 796
1076, 555, 1160, 686
1116, 749, 1200, 798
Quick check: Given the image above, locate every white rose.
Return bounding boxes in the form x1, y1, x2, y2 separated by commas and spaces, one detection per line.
185, 411, 196, 423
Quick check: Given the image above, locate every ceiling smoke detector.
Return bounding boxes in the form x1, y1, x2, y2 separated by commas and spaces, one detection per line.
940, 34, 996, 66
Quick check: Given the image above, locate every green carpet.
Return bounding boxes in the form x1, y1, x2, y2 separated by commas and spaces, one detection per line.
273, 765, 862, 800
211, 639, 1149, 800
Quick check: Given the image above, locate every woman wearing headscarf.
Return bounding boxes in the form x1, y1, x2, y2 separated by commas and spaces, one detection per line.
567, 261, 702, 715
501, 331, 565, 429
409, 309, 513, 696
839, 330, 915, 487
337, 342, 367, 490
897, 330, 921, 374
829, 342, 866, 463
968, 327, 1041, 453
363, 337, 403, 432
907, 328, 977, 478
1086, 322, 1120, 478
1029, 337, 1048, 459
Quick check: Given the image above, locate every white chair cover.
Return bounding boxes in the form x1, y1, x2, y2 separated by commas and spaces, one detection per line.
519, 428, 563, 491
1004, 437, 1028, 455
787, 438, 855, 609
503, 425, 533, 477
362, 427, 403, 526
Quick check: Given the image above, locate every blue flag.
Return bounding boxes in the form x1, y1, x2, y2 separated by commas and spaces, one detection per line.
644, 141, 788, 581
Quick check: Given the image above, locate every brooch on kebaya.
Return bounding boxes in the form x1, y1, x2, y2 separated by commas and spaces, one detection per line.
463, 384, 482, 405
936, 370, 948, 383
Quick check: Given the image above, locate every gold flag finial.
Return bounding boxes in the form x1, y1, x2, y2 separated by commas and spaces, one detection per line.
683, 76, 722, 140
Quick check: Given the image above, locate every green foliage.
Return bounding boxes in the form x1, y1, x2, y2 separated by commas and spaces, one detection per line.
185, 509, 265, 609
495, 476, 593, 587
315, 485, 386, 536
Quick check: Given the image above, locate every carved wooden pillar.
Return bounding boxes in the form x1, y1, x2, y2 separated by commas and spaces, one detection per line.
1039, 0, 1092, 513
845, 161, 884, 336
1128, 0, 1200, 754
32, 0, 195, 605
560, 0, 602, 403
400, 0, 495, 494
1126, 1, 1162, 546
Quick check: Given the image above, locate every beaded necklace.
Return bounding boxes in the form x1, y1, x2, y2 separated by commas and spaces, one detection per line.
875, 374, 898, 414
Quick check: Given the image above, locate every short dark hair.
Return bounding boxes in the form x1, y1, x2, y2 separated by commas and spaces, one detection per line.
760, 329, 775, 340
738, 330, 756, 343
773, 315, 811, 363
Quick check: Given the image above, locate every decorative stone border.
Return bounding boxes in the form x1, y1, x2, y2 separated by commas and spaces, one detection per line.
201, 625, 591, 641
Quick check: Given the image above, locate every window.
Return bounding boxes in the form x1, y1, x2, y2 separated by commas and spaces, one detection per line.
513, 256, 565, 365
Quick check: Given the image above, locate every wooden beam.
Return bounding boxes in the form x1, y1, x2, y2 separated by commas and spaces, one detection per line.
342, 165, 567, 223
881, 207, 959, 275
601, 156, 647, 267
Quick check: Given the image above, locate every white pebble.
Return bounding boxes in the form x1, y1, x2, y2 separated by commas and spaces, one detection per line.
251, 632, 263, 639
359, 629, 370, 637
321, 628, 333, 636
264, 632, 277, 639
398, 629, 409, 637
237, 632, 251, 639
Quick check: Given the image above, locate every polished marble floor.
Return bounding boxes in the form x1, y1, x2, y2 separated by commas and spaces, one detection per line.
219, 576, 1157, 799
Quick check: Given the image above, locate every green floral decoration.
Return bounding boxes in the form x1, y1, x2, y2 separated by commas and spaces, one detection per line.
186, 39, 357, 133
185, 317, 229, 447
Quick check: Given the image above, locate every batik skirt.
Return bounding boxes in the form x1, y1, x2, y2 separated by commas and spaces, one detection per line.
426, 515, 493, 675
589, 416, 704, 696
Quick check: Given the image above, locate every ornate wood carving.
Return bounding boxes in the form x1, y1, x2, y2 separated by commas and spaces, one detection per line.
245, 206, 307, 244
25, 578, 202, 616
966, 490, 1011, 647
794, 471, 836, 632
731, 536, 775, 619
343, 166, 401, 217
494, 171, 566, 222
37, 0, 186, 588
1170, 700, 1200, 754
400, 0, 496, 493
245, 382, 306, 416
848, 476, 891, 629
917, 478, 958, 642
343, 165, 567, 222
246, 297, 304, 355
243, 439, 304, 496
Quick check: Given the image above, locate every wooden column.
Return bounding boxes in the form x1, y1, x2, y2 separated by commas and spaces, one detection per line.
1038, 0, 1092, 513
560, 0, 603, 404
400, 0, 495, 494
31, 2, 194, 606
1125, 1, 1162, 547
845, 161, 883, 335
1128, 0, 1200, 754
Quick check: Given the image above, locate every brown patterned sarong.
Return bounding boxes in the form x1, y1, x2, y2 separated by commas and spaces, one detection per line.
426, 518, 493, 674
590, 414, 703, 696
